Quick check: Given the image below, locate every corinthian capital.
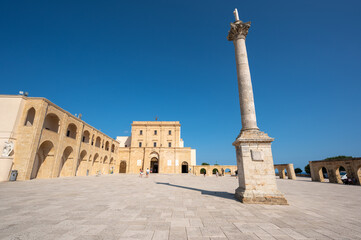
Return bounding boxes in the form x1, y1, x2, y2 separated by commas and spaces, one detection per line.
227, 21, 251, 41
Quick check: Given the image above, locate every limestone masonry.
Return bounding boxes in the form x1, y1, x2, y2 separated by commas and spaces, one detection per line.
228, 9, 287, 204
0, 95, 201, 181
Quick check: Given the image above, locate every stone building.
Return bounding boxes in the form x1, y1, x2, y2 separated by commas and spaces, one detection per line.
0, 95, 196, 180
116, 121, 196, 174
0, 95, 119, 181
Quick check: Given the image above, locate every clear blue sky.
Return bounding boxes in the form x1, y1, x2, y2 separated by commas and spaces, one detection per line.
1, 0, 361, 170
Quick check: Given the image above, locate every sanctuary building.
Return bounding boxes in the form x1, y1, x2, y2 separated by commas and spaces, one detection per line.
117, 121, 196, 174
0, 95, 196, 181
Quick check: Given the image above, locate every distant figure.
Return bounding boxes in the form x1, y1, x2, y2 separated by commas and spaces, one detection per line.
216, 171, 219, 177
221, 168, 224, 176
146, 168, 150, 177
203, 172, 206, 177
235, 170, 238, 179
139, 168, 143, 178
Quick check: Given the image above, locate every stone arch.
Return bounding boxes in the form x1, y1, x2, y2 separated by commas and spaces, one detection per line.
111, 144, 115, 153
149, 152, 159, 173
102, 156, 109, 174
181, 161, 188, 173
91, 153, 100, 175
200, 168, 206, 175
318, 166, 328, 182
86, 154, 92, 176
43, 113, 60, 133
58, 146, 74, 177
357, 165, 361, 185
119, 161, 127, 173
109, 157, 115, 173
212, 168, 219, 175
24, 107, 36, 126
82, 130, 90, 143
66, 123, 77, 139
105, 141, 110, 151
225, 168, 231, 175
95, 137, 101, 148
76, 150, 87, 176
91, 135, 94, 145
274, 167, 279, 175
335, 165, 347, 184
31, 140, 55, 179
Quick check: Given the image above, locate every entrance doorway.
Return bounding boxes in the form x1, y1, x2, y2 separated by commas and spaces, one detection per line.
182, 161, 188, 173
150, 157, 159, 173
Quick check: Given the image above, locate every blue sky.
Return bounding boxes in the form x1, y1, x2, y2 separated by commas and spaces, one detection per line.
1, 0, 361, 170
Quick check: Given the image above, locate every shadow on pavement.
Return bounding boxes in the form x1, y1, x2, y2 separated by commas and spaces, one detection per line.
156, 182, 237, 201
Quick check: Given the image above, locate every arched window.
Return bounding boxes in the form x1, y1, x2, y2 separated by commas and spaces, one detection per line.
24, 107, 35, 126
105, 141, 109, 151
111, 144, 115, 153
82, 131, 90, 143
43, 113, 60, 133
95, 137, 101, 148
66, 123, 77, 139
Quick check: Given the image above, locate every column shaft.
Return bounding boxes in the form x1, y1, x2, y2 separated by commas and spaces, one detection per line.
233, 38, 258, 131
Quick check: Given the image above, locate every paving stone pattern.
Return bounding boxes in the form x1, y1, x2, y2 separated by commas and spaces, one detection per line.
0, 174, 361, 240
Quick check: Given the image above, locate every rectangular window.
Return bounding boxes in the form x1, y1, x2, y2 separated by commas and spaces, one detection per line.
169, 130, 171, 135
154, 130, 157, 135
154, 142, 157, 147
66, 130, 70, 137
139, 142, 142, 147
168, 142, 172, 147
140, 130, 143, 135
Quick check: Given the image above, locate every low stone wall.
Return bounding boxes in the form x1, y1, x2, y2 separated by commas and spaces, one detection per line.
192, 165, 237, 176
309, 158, 361, 185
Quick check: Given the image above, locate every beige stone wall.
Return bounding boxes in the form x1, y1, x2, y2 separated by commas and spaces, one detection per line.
1, 95, 120, 181
120, 146, 193, 174
116, 121, 196, 174
1, 95, 199, 180
310, 158, 361, 185
130, 121, 181, 148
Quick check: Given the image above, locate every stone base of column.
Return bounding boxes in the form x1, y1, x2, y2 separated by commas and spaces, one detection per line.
233, 129, 288, 205
235, 187, 288, 205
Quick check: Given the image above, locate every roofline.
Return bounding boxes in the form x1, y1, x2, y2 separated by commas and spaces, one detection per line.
0, 94, 117, 142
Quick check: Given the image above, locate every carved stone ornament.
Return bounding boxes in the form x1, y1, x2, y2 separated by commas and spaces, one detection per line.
2, 141, 14, 157
227, 21, 251, 41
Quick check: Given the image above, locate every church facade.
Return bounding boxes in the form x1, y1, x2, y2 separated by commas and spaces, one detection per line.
117, 121, 196, 174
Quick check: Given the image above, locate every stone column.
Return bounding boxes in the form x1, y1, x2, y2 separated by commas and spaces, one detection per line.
228, 21, 258, 131
286, 164, 297, 180
227, 10, 287, 205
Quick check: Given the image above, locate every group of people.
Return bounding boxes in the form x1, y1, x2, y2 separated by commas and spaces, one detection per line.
139, 168, 150, 178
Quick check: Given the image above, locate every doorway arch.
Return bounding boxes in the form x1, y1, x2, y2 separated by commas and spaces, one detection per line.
58, 146, 74, 177
150, 157, 159, 173
182, 161, 188, 173
31, 141, 55, 179
119, 161, 127, 173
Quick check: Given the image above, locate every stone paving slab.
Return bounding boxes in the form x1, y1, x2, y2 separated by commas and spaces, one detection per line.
0, 174, 361, 240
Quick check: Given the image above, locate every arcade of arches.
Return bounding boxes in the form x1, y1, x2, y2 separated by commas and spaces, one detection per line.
310, 158, 361, 185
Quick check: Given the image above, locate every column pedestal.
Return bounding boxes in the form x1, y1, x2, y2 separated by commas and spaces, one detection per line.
233, 130, 288, 205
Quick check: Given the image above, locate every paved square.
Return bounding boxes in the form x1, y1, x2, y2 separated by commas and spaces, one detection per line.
0, 174, 361, 240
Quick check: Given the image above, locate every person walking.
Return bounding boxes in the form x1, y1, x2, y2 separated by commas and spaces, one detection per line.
139, 168, 143, 178
146, 168, 150, 178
